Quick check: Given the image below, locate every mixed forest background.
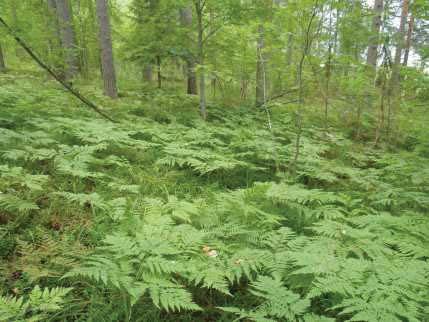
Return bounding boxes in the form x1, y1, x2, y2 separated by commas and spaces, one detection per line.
0, 0, 429, 321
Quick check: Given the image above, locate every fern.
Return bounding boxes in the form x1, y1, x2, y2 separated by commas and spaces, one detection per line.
0, 286, 72, 322
13, 236, 81, 282
2, 79, 429, 321
0, 296, 26, 322
221, 276, 310, 321
0, 194, 39, 213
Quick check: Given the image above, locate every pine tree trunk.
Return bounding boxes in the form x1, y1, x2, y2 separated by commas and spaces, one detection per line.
0, 43, 6, 72
256, 24, 266, 107
56, 0, 79, 80
403, 15, 414, 66
366, 0, 383, 67
180, 6, 198, 95
96, 0, 118, 98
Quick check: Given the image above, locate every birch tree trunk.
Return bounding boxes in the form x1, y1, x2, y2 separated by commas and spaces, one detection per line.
96, 0, 118, 98
366, 0, 383, 67
56, 0, 79, 80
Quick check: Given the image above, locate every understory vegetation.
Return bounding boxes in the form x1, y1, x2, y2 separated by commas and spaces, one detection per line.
1, 0, 429, 321
0, 72, 428, 321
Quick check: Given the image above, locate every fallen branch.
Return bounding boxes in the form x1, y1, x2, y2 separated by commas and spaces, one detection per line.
0, 16, 116, 123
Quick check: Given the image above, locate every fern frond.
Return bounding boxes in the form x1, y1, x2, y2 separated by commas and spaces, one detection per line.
0, 194, 39, 213
250, 276, 310, 320
0, 295, 27, 321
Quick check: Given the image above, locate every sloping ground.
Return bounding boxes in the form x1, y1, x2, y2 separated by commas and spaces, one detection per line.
0, 76, 428, 321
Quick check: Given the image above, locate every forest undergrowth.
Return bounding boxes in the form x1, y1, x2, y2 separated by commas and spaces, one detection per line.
0, 73, 428, 322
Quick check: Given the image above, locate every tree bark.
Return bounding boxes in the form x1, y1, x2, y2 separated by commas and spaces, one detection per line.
141, 0, 158, 85
390, 0, 409, 90
47, 0, 64, 75
289, 5, 318, 174
0, 43, 6, 72
195, 0, 206, 119
186, 60, 198, 95
180, 6, 198, 95
156, 55, 162, 89
324, 8, 334, 130
47, 0, 62, 46
366, 0, 383, 67
385, 0, 409, 142
11, 1, 21, 57
96, 0, 118, 98
143, 65, 153, 82
286, 34, 293, 66
56, 0, 79, 80
256, 24, 266, 107
403, 14, 414, 66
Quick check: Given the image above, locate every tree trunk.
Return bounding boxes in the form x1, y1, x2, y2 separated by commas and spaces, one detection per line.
180, 6, 198, 95
0, 43, 6, 72
56, 0, 79, 80
289, 5, 318, 174
47, 0, 64, 75
256, 24, 266, 107
186, 60, 197, 95
96, 0, 118, 99
390, 0, 409, 91
366, 0, 383, 67
143, 65, 153, 83
286, 34, 293, 66
195, 0, 206, 119
11, 1, 21, 57
324, 9, 334, 130
385, 0, 409, 142
47, 0, 61, 46
156, 55, 162, 89
403, 14, 414, 66
139, 0, 158, 85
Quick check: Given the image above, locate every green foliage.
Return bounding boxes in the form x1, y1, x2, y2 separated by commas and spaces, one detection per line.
0, 286, 72, 322
224, 276, 310, 321
0, 70, 428, 321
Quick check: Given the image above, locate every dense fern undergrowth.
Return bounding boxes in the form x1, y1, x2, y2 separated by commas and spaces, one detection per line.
0, 73, 428, 322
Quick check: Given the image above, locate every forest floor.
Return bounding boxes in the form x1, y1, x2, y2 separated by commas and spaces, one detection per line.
0, 72, 428, 321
